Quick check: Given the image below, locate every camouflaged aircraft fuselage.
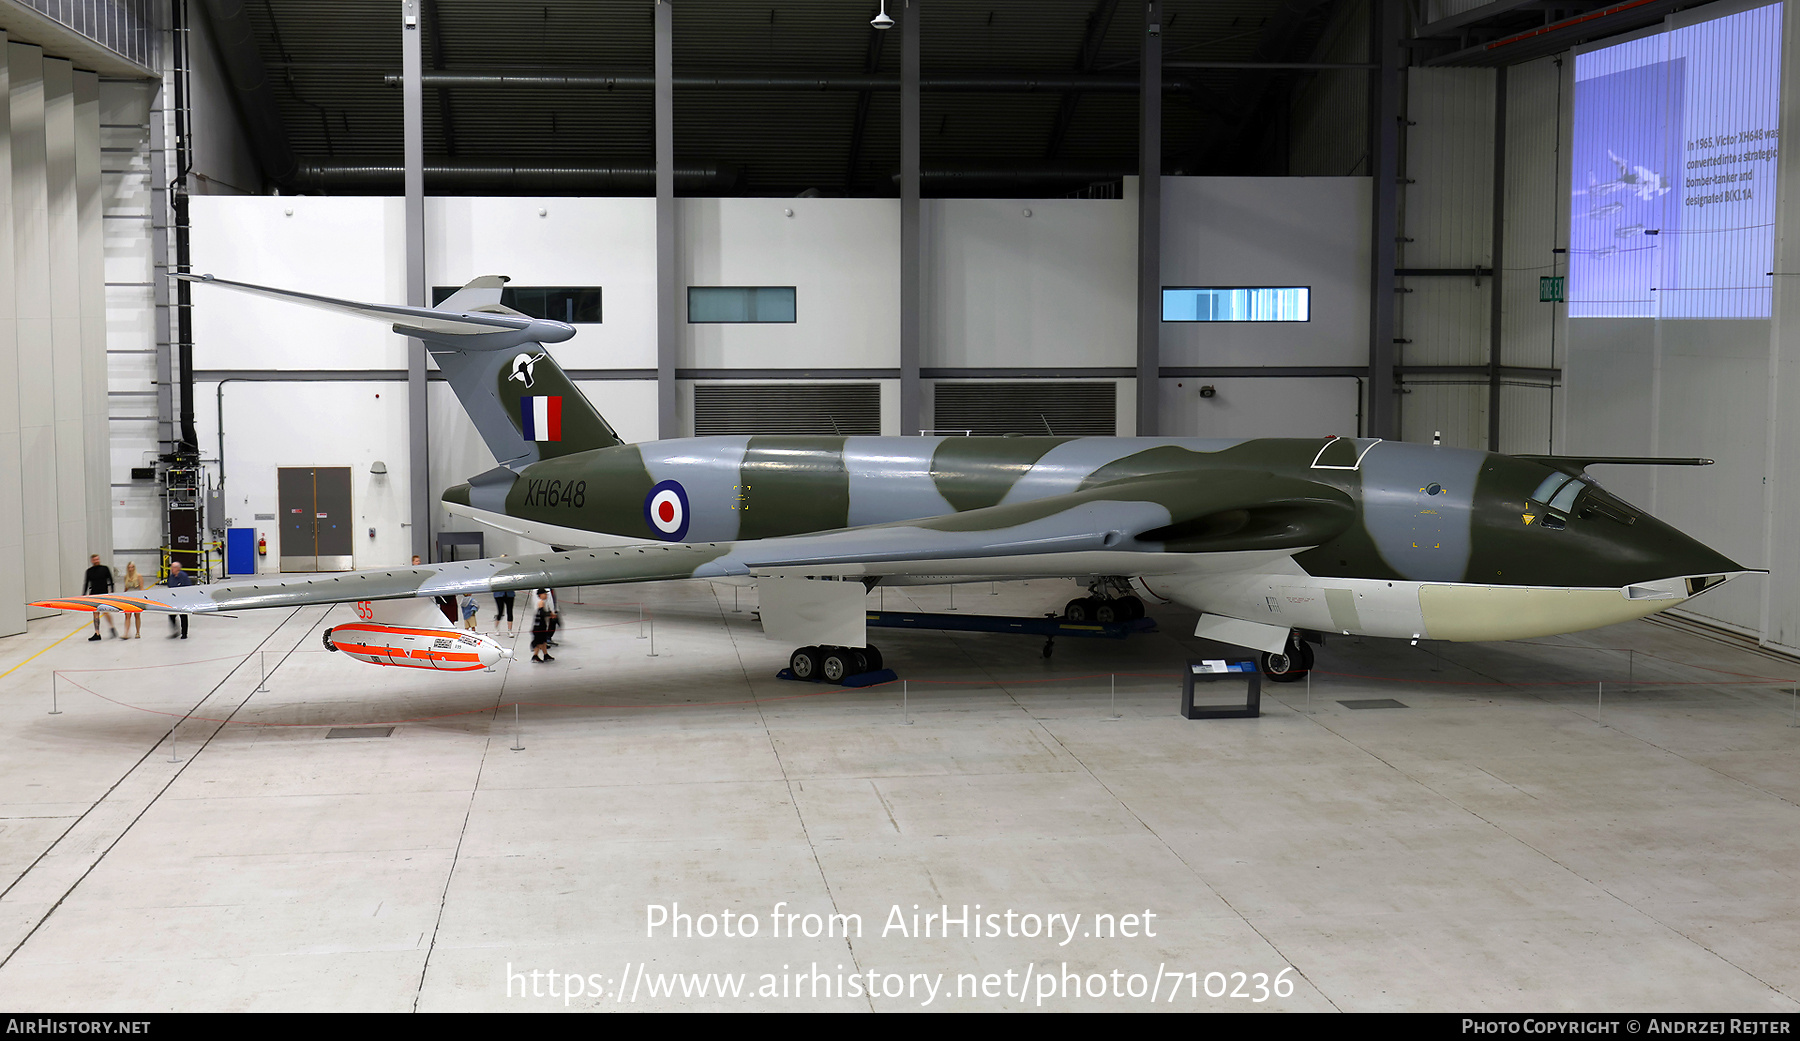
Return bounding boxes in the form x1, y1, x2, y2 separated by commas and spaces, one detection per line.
445, 434, 1746, 645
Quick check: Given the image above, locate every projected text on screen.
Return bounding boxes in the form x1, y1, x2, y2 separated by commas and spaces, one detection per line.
1569, 2, 1782, 319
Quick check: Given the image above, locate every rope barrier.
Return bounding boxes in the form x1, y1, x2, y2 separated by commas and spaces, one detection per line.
36, 597, 1800, 729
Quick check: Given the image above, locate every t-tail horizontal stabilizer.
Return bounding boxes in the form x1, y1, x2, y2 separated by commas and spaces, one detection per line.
172, 272, 575, 350
178, 272, 623, 469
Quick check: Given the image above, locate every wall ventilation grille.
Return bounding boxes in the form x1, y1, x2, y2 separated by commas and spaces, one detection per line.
933, 382, 1117, 436
693, 383, 881, 436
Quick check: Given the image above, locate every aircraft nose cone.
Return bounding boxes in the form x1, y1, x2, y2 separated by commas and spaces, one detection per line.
1606, 506, 1747, 586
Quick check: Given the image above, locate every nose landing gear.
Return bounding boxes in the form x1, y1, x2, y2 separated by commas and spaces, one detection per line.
1258, 631, 1314, 683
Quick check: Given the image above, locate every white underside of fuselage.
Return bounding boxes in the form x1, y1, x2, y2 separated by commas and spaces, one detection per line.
1148, 567, 1711, 647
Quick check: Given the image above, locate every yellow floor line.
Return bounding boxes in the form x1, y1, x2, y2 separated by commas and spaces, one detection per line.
0, 622, 92, 682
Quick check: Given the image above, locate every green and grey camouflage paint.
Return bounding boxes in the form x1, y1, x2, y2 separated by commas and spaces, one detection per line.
446, 434, 1741, 591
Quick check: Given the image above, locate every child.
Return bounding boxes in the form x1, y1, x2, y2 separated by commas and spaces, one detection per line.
531, 589, 555, 663
461, 593, 479, 631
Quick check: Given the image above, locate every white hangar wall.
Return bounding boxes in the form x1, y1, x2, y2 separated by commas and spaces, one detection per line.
1500, 0, 1796, 647
0, 37, 112, 637
187, 178, 1370, 570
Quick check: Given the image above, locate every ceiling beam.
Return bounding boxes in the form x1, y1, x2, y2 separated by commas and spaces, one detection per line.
198, 0, 297, 184
1173, 0, 1339, 173
380, 69, 1262, 92
843, 16, 886, 193
1045, 0, 1119, 162
422, 0, 455, 156
1422, 0, 1688, 66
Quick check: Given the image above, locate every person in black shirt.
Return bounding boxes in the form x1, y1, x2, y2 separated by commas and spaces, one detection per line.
166, 561, 194, 639
83, 554, 116, 641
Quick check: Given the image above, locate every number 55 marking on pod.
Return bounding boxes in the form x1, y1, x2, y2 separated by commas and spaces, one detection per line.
355, 601, 374, 620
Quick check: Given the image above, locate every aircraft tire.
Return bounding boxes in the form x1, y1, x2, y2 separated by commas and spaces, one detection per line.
862, 645, 884, 672
1063, 598, 1091, 623
1118, 596, 1145, 620
1259, 650, 1307, 683
790, 647, 822, 681
1093, 601, 1118, 624
821, 648, 853, 685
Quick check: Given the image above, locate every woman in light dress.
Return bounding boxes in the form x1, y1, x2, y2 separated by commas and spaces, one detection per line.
121, 562, 145, 638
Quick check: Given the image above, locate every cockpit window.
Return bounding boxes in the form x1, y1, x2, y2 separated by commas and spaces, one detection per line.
1530, 473, 1571, 505
1529, 472, 1587, 514
1528, 471, 1591, 531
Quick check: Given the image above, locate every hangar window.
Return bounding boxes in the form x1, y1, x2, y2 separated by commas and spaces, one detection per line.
688, 286, 798, 323
431, 285, 602, 323
1161, 287, 1309, 322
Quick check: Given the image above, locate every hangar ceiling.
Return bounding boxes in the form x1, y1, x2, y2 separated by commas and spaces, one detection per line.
228, 0, 1351, 196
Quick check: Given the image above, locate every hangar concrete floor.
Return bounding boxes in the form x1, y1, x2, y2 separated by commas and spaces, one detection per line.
0, 579, 1797, 1012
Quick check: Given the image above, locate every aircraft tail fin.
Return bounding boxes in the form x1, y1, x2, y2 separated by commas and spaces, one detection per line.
178, 273, 625, 472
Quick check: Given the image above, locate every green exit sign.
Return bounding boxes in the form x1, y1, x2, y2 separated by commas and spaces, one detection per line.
1540, 276, 1565, 303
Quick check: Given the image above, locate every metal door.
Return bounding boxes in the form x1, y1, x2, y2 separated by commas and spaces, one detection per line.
277, 466, 354, 572
314, 467, 353, 570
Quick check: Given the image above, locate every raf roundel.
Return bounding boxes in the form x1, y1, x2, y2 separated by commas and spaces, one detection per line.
644, 480, 691, 541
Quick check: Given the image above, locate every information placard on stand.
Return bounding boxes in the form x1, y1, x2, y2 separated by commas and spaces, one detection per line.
1181, 658, 1261, 719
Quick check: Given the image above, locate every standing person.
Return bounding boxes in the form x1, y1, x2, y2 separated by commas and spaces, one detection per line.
492, 587, 515, 632
83, 554, 117, 641
121, 562, 145, 638
461, 593, 479, 631
530, 589, 555, 663
166, 561, 193, 639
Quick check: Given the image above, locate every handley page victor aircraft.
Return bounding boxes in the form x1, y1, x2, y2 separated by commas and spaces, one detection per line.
35, 274, 1752, 682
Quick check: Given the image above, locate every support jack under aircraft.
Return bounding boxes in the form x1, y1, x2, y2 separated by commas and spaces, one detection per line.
36, 274, 1753, 685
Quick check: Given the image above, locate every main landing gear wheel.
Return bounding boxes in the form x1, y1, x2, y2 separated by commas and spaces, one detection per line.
789, 647, 822, 681
1258, 635, 1314, 683
1063, 595, 1146, 624
791, 644, 882, 683
821, 648, 852, 684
